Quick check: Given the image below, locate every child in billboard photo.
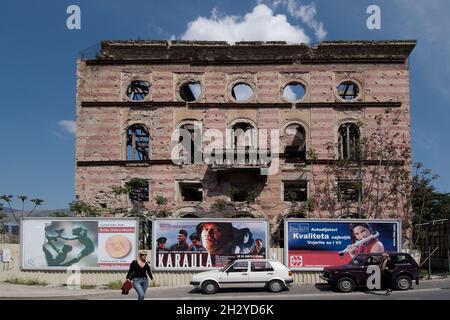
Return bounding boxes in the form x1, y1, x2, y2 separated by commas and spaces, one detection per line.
126, 250, 154, 300
233, 228, 254, 254
196, 222, 235, 255
346, 223, 385, 258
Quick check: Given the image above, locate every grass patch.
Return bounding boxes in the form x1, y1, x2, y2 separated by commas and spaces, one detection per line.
80, 284, 97, 289
5, 278, 48, 286
107, 280, 124, 290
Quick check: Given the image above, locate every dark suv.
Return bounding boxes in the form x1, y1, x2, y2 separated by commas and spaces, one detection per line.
320, 252, 420, 292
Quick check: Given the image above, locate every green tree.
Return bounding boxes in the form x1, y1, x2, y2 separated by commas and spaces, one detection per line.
69, 200, 99, 217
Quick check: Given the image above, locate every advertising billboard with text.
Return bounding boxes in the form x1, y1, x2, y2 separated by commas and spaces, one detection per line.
152, 218, 269, 271
285, 219, 401, 271
21, 218, 138, 270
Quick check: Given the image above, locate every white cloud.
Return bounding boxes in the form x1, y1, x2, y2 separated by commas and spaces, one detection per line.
180, 4, 310, 44
58, 120, 76, 135
270, 0, 326, 40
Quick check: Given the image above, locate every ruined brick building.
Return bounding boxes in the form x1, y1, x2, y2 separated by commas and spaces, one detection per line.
75, 40, 416, 244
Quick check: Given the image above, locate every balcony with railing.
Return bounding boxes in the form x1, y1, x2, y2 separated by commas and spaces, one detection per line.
208, 147, 271, 171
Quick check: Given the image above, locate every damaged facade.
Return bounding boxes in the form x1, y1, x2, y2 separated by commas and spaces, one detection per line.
75, 40, 416, 244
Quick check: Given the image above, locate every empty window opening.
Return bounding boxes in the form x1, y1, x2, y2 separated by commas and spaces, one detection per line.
126, 178, 149, 203
337, 180, 362, 203
284, 181, 308, 202
179, 182, 203, 201
180, 214, 200, 218
284, 124, 306, 159
231, 83, 254, 101
180, 81, 202, 102
126, 80, 150, 101
232, 122, 255, 149
337, 81, 359, 100
283, 83, 306, 102
179, 123, 201, 164
231, 190, 248, 202
127, 124, 150, 161
338, 123, 360, 160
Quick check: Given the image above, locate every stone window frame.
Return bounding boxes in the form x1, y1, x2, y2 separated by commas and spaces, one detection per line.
227, 79, 257, 103
280, 120, 309, 159
334, 78, 363, 103
335, 119, 363, 161
175, 75, 205, 103
124, 122, 151, 161
121, 73, 153, 102
280, 80, 308, 103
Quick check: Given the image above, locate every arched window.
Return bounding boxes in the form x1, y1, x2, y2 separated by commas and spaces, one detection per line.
127, 124, 149, 160
180, 214, 200, 218
231, 122, 256, 150
283, 123, 306, 159
338, 123, 360, 160
178, 121, 202, 164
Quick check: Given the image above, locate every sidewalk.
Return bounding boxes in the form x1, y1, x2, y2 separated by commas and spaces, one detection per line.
1, 277, 449, 299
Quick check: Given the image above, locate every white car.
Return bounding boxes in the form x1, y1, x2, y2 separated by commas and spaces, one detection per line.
190, 259, 293, 294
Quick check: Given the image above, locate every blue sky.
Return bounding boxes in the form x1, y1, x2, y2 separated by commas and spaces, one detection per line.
0, 0, 449, 209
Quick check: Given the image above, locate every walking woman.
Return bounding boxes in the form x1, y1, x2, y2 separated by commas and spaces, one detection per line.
125, 250, 154, 300
380, 252, 395, 295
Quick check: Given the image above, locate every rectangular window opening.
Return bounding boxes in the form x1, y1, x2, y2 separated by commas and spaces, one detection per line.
283, 181, 308, 202
179, 182, 203, 202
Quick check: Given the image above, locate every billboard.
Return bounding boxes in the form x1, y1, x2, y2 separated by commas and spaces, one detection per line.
21, 218, 138, 270
152, 218, 269, 271
285, 219, 401, 271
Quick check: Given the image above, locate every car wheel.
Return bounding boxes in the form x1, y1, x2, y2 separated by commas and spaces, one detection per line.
337, 277, 355, 293
201, 281, 219, 294
395, 275, 412, 290
267, 280, 285, 293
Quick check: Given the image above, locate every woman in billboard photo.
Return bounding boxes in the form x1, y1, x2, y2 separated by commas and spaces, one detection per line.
196, 222, 235, 255
233, 228, 254, 254
125, 250, 154, 300
346, 223, 384, 258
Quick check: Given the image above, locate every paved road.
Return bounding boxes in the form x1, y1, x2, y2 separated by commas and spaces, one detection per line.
3, 278, 449, 300
91, 278, 450, 300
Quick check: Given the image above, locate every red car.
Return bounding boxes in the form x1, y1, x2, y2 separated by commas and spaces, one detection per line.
320, 252, 420, 292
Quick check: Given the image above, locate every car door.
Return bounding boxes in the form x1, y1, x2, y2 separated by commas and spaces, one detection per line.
352, 254, 371, 286
248, 261, 275, 288
218, 261, 249, 288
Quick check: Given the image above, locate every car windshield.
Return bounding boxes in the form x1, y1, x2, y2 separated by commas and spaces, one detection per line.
220, 261, 235, 272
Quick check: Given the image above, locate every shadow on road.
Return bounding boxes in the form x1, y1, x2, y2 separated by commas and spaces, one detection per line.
314, 283, 336, 292
188, 287, 290, 295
